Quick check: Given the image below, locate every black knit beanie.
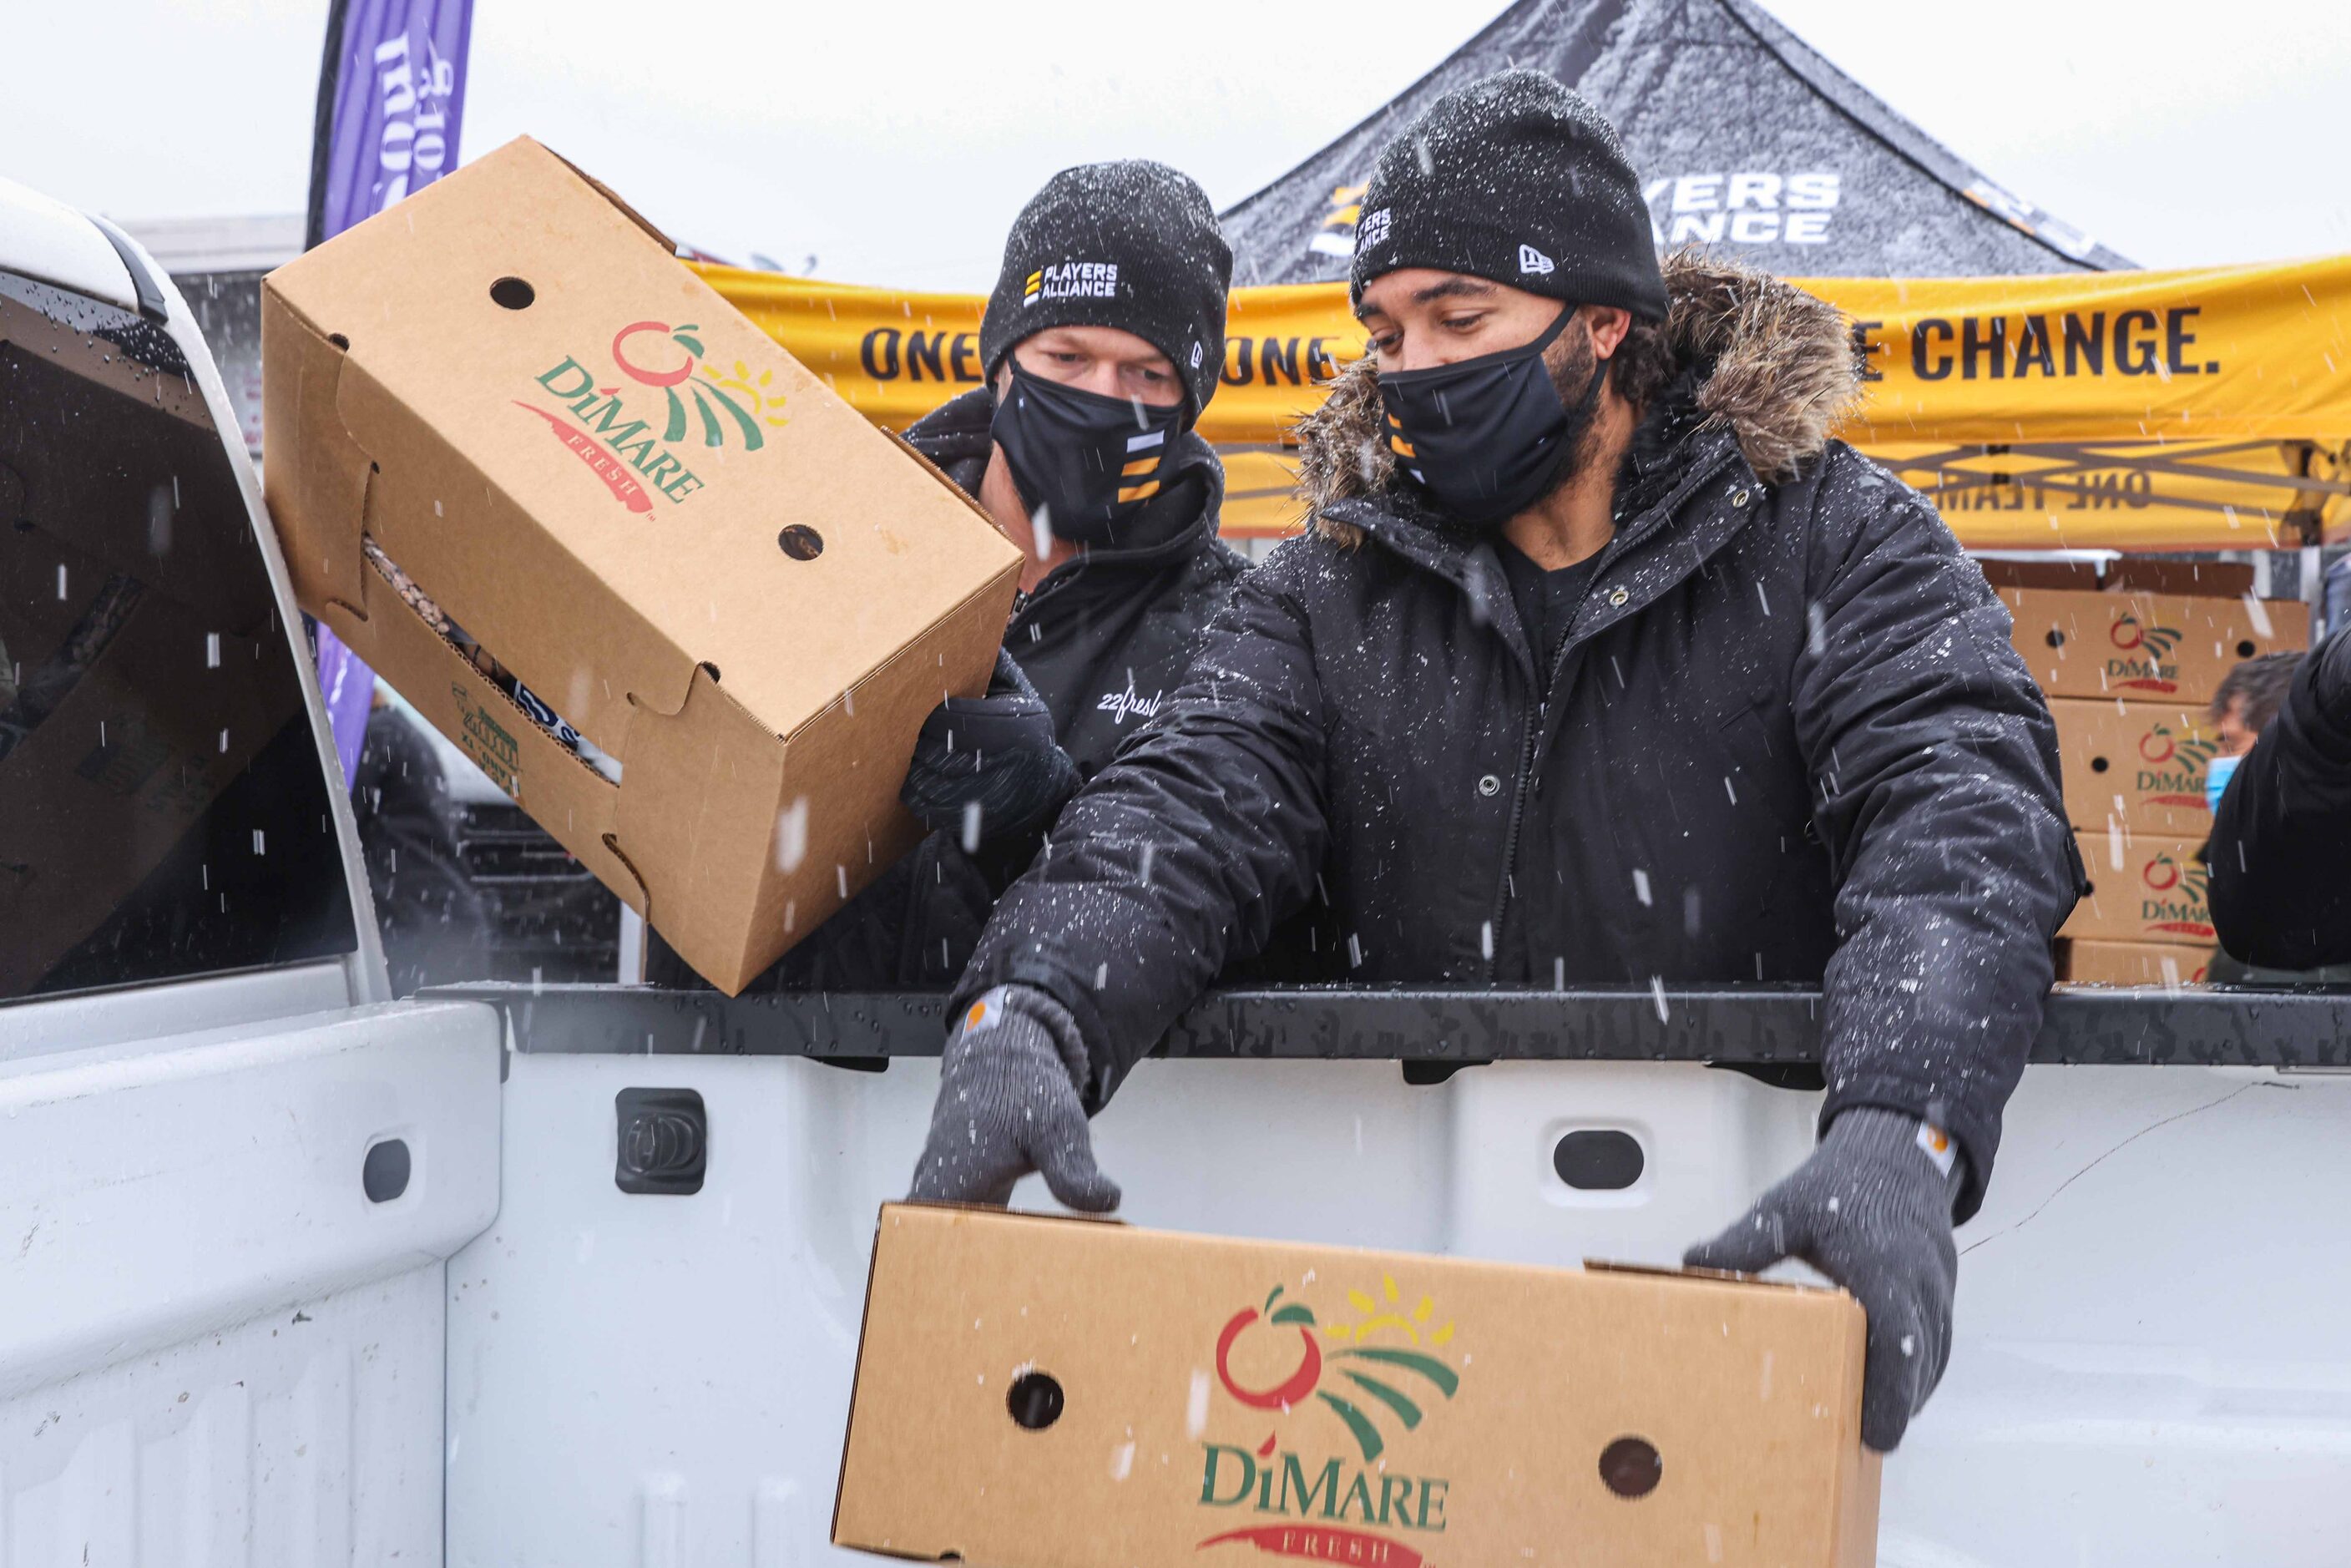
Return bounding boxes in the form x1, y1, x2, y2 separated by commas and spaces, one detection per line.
980, 160, 1232, 418
1350, 70, 1668, 322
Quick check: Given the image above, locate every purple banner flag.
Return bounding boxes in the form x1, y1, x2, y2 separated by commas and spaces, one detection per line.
303, 0, 477, 786
307, 0, 478, 250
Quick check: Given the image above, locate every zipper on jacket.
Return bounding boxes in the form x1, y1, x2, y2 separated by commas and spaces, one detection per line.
1009, 559, 1088, 646
1479, 453, 1734, 979
1414, 444, 1748, 981
1485, 704, 1541, 980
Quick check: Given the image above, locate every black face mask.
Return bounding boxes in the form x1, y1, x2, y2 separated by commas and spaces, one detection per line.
1378, 307, 1607, 529
989, 361, 1186, 547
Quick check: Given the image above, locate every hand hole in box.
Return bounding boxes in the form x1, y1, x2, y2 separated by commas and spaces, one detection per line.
1006, 1371, 1064, 1431
490, 276, 537, 311
2045, 629, 2066, 649
328, 332, 351, 350
2090, 756, 2110, 773
778, 524, 825, 561
2237, 639, 2257, 658
1599, 1435, 1661, 1499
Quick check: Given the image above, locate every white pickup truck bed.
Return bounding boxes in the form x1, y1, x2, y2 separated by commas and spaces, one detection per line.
3, 171, 2348, 1568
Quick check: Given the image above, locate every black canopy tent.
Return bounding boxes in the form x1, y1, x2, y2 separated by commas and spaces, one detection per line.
1220, 0, 2134, 285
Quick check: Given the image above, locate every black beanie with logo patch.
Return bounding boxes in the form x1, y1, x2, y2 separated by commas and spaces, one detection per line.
1350, 69, 1668, 322
980, 159, 1233, 419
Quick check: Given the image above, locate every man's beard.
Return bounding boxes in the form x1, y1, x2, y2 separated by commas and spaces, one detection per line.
1536, 316, 1607, 500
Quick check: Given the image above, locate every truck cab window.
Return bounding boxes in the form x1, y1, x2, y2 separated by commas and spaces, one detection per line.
0, 269, 355, 1000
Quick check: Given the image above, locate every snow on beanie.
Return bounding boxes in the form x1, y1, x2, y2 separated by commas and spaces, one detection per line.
980, 160, 1232, 419
1350, 69, 1668, 322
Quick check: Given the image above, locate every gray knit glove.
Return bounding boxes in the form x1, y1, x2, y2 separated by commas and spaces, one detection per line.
908, 984, 1120, 1212
1684, 1106, 1964, 1452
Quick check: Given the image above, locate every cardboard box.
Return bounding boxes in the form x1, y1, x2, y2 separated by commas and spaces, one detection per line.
836, 1205, 1878, 1568
261, 138, 1020, 992
2060, 938, 2213, 987
2061, 828, 2214, 944
2049, 697, 2222, 836
1998, 584, 2306, 705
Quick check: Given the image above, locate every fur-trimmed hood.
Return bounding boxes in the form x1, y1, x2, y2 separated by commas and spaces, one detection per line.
1296, 254, 1861, 544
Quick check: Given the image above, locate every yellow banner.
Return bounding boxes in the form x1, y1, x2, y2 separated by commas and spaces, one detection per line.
698, 257, 2351, 549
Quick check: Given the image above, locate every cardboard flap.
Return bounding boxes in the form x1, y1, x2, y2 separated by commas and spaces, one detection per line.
609, 662, 784, 984
259, 287, 377, 616
1583, 1258, 1837, 1295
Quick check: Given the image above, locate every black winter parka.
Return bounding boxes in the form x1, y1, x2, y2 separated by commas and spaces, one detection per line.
2207, 629, 2351, 969
953, 258, 2080, 1219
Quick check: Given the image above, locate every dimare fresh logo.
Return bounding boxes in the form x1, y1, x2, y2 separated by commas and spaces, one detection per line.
2106, 611, 2185, 693
1196, 1277, 1460, 1565
2135, 722, 2218, 808
518, 321, 790, 513
2140, 850, 2213, 938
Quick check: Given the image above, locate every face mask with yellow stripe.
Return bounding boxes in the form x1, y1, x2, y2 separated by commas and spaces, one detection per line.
990, 358, 1186, 547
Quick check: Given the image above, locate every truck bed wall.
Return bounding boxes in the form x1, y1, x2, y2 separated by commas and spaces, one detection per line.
443, 1044, 2351, 1567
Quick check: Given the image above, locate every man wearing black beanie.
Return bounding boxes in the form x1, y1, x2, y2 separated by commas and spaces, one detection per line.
648, 159, 1246, 993
913, 72, 2080, 1454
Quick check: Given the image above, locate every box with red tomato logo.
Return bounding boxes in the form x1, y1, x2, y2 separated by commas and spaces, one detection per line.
2048, 697, 2225, 836
1989, 564, 2305, 706
836, 1204, 1879, 1568
261, 137, 1019, 992
2061, 827, 2217, 945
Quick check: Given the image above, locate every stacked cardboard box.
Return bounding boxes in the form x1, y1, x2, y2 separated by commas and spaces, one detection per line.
1983, 560, 2308, 984
837, 1205, 1881, 1568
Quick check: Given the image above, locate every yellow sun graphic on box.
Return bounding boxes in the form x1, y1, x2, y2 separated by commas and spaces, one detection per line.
1327, 1274, 1455, 1348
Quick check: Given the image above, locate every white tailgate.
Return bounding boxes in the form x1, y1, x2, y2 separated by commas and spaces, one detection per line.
0, 994, 500, 1564
446, 1052, 2351, 1567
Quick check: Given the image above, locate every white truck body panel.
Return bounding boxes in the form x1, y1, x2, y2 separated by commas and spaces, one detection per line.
444, 1050, 2351, 1568
0, 175, 137, 312
0, 186, 498, 1563
0, 979, 500, 1564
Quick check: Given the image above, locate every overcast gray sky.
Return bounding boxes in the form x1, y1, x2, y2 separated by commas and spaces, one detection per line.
7, 0, 2347, 286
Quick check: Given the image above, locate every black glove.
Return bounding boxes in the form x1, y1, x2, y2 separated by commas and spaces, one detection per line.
1684, 1106, 1964, 1452
908, 984, 1120, 1211
900, 650, 1079, 847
